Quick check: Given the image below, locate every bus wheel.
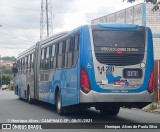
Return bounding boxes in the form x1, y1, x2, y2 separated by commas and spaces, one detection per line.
100, 107, 120, 116
16, 85, 19, 95
18, 88, 22, 100
27, 89, 34, 104
56, 92, 64, 115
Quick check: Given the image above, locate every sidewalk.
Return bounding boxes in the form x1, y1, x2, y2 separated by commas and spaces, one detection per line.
142, 102, 160, 114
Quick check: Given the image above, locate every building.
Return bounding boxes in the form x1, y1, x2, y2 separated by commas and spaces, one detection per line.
0, 60, 14, 69
91, 3, 160, 60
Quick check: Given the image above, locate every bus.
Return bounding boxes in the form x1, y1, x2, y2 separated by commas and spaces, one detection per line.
13, 23, 154, 116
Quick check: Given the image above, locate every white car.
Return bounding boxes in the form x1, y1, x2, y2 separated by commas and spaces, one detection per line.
1, 85, 8, 90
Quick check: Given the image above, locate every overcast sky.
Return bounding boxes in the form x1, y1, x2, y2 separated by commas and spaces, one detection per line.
0, 0, 142, 57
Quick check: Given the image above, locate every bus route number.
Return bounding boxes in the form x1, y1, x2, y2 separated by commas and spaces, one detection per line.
97, 66, 114, 74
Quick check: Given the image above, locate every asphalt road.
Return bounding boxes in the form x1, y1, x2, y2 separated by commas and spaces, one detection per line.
0, 90, 160, 132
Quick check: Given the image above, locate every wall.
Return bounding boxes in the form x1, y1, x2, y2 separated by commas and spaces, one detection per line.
146, 4, 160, 60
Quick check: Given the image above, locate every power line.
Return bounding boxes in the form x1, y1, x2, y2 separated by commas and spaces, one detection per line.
0, 23, 29, 29
0, 23, 40, 37
0, 42, 32, 46
0, 4, 40, 12
0, 32, 35, 43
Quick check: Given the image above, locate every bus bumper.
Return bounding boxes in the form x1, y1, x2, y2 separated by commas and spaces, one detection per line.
80, 90, 154, 103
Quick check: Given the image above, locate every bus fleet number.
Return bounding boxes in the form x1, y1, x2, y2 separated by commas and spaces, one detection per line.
97, 66, 114, 74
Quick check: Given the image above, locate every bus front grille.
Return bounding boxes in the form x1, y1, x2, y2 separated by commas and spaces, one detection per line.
95, 53, 144, 66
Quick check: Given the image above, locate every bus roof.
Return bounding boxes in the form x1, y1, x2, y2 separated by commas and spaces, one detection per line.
40, 31, 69, 45
93, 23, 139, 30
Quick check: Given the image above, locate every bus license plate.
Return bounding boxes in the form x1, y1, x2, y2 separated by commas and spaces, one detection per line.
123, 69, 142, 78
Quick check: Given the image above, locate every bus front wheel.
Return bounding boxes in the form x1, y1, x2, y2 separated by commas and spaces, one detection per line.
56, 92, 64, 116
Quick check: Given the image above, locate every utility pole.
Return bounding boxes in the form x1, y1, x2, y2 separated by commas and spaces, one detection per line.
40, 0, 53, 40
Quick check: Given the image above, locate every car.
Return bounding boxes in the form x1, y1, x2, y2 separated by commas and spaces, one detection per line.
1, 85, 8, 90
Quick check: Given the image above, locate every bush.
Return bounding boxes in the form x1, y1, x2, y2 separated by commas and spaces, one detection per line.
9, 84, 14, 91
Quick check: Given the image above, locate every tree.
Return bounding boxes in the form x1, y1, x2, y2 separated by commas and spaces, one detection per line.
123, 0, 160, 11
1, 56, 16, 62
0, 74, 13, 85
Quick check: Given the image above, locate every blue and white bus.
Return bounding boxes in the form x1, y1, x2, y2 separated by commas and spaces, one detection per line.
14, 24, 154, 116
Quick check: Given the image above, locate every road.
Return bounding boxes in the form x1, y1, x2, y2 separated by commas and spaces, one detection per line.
0, 90, 160, 132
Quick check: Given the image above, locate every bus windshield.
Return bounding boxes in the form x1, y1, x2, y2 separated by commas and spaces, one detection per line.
92, 30, 145, 48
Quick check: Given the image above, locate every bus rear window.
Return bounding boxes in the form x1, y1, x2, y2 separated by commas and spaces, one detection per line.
92, 30, 145, 48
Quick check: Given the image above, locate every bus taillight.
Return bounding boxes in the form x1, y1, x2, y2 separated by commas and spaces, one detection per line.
80, 67, 91, 94
148, 70, 154, 93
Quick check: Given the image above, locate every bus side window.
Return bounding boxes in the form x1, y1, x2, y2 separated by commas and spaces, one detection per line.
16, 60, 19, 71
55, 44, 59, 68
50, 44, 56, 69
57, 42, 63, 68
65, 38, 70, 68
31, 54, 34, 72
41, 49, 45, 70
67, 36, 73, 68
49, 45, 52, 69
22, 58, 23, 73
25, 56, 28, 73
22, 58, 25, 74
45, 47, 50, 70
65, 38, 70, 52
19, 60, 20, 72
28, 54, 31, 73
72, 34, 79, 67
21, 59, 23, 73
62, 40, 66, 68
20, 59, 21, 73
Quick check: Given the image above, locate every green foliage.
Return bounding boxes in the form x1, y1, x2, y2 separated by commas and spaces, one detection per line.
9, 83, 14, 91
1, 68, 12, 74
123, 0, 160, 12
0, 56, 16, 86
0, 74, 13, 85
0, 56, 16, 62
124, 0, 159, 4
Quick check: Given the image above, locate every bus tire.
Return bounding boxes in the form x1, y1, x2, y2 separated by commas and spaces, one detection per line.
27, 88, 34, 104
16, 85, 19, 95
100, 107, 120, 116
56, 91, 64, 116
18, 88, 22, 100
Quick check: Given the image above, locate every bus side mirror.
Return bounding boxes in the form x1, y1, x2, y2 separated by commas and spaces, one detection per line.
12, 63, 18, 75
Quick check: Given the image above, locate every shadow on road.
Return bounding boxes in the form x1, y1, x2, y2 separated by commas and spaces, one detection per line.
17, 98, 137, 123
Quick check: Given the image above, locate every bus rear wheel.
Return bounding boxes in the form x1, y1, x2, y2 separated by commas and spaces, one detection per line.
27, 89, 34, 104
56, 92, 64, 115
100, 106, 120, 116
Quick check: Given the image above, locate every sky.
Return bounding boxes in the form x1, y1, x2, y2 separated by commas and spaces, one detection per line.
0, 0, 142, 57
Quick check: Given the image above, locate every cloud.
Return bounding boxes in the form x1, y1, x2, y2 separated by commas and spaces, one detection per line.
0, 0, 142, 57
